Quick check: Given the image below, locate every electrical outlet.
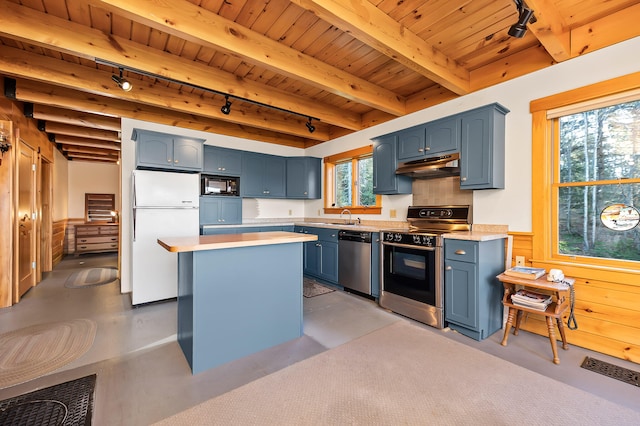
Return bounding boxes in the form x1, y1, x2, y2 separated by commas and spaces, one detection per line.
390, 209, 397, 218
288, 209, 292, 216
317, 209, 321, 216
515, 256, 525, 266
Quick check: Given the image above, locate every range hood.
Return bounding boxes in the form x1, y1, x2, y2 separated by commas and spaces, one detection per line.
395, 152, 461, 179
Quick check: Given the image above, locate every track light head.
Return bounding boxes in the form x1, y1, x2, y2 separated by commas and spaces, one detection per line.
221, 96, 232, 115
508, 1, 534, 38
306, 117, 315, 133
111, 68, 132, 91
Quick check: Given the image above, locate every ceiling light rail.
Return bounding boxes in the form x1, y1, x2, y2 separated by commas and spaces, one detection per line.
508, 0, 536, 38
95, 58, 319, 128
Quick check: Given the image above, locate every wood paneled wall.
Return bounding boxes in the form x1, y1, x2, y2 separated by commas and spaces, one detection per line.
508, 232, 640, 364
52, 220, 66, 267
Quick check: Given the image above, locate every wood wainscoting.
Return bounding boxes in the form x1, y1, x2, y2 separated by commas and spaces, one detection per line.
507, 232, 640, 364
52, 219, 67, 267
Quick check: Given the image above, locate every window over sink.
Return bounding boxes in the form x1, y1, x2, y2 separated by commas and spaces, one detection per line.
323, 146, 381, 215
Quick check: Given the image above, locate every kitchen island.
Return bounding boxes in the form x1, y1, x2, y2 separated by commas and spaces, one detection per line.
158, 231, 318, 374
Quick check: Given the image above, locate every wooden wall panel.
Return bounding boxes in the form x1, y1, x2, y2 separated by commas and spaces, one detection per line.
506, 232, 640, 365
52, 219, 66, 266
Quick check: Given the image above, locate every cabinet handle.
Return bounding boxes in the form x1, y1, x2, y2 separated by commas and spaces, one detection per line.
315, 243, 321, 247
174, 160, 179, 163
461, 177, 467, 181
425, 147, 430, 151
418, 148, 424, 152
455, 250, 466, 255
446, 266, 452, 270
167, 159, 172, 163
304, 191, 308, 195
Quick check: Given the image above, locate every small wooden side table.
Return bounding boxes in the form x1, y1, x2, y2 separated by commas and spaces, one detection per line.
497, 273, 574, 364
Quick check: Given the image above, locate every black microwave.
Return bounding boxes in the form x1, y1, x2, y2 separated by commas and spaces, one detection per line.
201, 175, 240, 196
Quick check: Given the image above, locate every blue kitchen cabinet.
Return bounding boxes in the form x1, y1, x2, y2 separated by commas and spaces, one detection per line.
286, 157, 321, 199
459, 103, 508, 190
241, 152, 287, 198
372, 134, 412, 195
296, 226, 339, 284
199, 196, 242, 226
397, 117, 459, 162
444, 238, 505, 341
203, 145, 243, 176
133, 129, 204, 172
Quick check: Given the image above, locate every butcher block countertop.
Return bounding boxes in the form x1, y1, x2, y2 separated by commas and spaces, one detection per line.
158, 231, 318, 253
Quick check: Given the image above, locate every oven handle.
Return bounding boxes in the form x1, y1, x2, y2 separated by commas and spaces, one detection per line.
381, 241, 438, 251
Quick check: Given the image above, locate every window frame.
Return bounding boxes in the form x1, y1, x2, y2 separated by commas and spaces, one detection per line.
530, 71, 640, 280
323, 145, 381, 215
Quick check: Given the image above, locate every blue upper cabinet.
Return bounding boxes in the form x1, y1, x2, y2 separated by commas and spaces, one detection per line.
199, 196, 242, 225
241, 152, 287, 198
459, 103, 508, 190
372, 134, 412, 195
425, 116, 459, 155
286, 157, 321, 199
397, 117, 459, 162
203, 145, 243, 176
133, 129, 204, 172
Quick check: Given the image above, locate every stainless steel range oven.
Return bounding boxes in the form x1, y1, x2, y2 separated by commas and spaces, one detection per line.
380, 205, 471, 328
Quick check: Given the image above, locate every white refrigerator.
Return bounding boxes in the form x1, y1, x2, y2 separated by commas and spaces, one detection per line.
131, 170, 200, 305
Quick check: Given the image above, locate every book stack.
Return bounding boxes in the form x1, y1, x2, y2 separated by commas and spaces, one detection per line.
503, 266, 546, 280
511, 289, 553, 311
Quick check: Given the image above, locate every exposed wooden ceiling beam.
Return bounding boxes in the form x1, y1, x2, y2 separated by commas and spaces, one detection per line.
7, 78, 310, 148
92, 0, 406, 116
0, 44, 331, 141
0, 0, 362, 132
62, 145, 120, 156
67, 153, 118, 162
40, 122, 120, 142
25, 104, 121, 132
290, 0, 470, 96
525, 0, 571, 61
53, 135, 121, 150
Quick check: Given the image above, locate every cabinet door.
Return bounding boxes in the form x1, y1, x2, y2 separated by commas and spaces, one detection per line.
397, 126, 426, 161
444, 260, 477, 329
286, 157, 321, 199
199, 197, 222, 225
203, 146, 242, 175
173, 138, 203, 171
459, 104, 507, 190
241, 153, 265, 197
218, 197, 242, 224
136, 133, 173, 168
372, 135, 412, 195
425, 116, 459, 154
319, 241, 339, 283
263, 155, 287, 197
304, 241, 320, 277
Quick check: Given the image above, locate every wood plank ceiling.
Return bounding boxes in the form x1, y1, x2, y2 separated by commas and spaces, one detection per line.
0, 0, 639, 163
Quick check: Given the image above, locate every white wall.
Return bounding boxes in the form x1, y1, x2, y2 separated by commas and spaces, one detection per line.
118, 36, 640, 293
67, 161, 120, 219
52, 149, 68, 221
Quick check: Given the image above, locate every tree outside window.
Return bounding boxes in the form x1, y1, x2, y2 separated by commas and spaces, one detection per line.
556, 100, 640, 262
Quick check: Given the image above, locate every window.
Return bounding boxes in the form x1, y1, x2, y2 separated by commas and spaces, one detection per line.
531, 74, 640, 272
557, 100, 640, 262
324, 146, 381, 214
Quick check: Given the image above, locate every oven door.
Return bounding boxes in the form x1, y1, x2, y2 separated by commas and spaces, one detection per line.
381, 242, 441, 308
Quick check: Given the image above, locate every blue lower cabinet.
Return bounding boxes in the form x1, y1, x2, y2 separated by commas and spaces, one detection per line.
300, 227, 339, 284
444, 238, 505, 340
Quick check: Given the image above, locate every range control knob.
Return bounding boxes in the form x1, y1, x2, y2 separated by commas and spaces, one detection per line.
394, 233, 403, 242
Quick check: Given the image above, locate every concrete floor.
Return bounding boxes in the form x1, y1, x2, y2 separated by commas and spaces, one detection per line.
0, 253, 638, 424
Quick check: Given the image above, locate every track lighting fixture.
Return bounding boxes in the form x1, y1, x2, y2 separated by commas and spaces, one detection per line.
221, 95, 232, 115
111, 68, 132, 91
508, 0, 535, 38
305, 117, 315, 133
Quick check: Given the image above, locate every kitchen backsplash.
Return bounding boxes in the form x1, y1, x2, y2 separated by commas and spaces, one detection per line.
412, 176, 472, 206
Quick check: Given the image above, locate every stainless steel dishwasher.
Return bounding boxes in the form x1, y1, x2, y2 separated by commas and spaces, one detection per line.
338, 230, 372, 296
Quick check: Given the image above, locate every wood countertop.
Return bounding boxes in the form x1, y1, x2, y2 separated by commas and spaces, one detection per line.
158, 231, 318, 253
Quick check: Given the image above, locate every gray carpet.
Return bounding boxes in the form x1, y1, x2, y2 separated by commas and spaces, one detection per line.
154, 320, 640, 425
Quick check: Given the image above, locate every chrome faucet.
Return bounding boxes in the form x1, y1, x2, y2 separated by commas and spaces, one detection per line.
340, 209, 352, 224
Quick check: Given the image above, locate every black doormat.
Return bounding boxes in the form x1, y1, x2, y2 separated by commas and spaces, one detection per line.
0, 374, 96, 425
581, 357, 640, 387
